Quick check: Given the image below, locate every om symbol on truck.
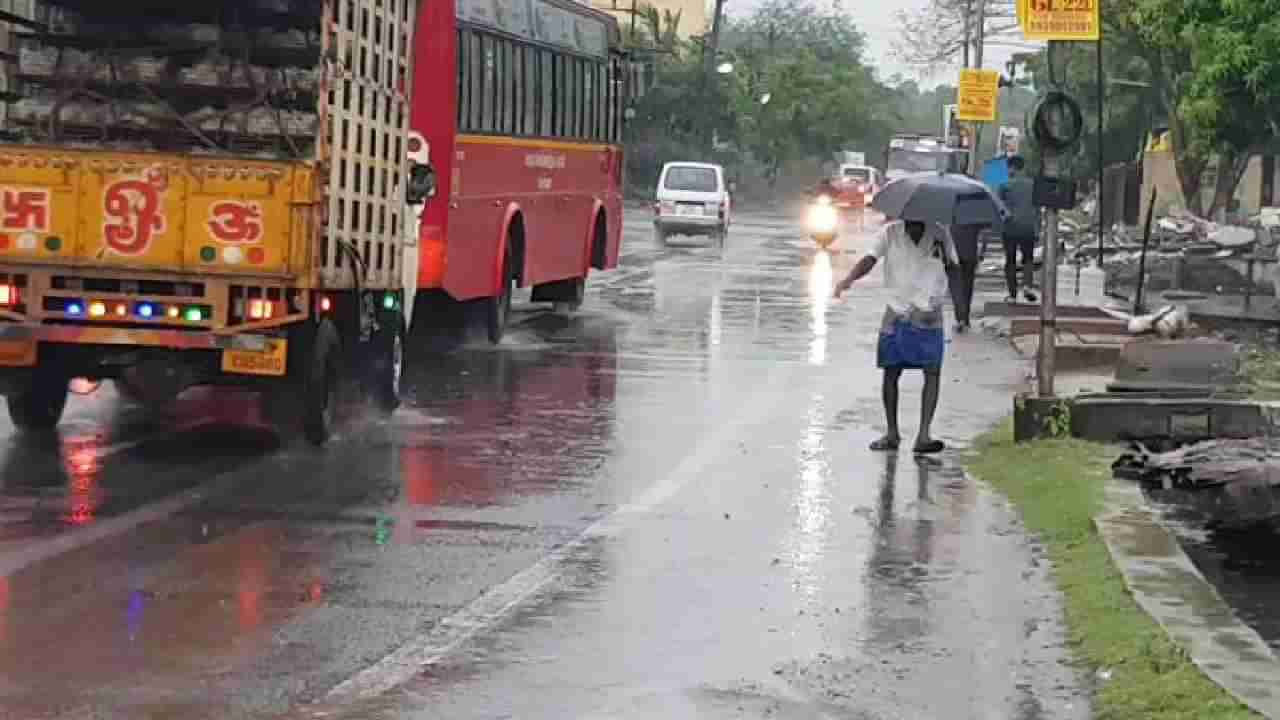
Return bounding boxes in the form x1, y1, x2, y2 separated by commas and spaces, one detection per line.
103, 167, 168, 256
207, 201, 264, 244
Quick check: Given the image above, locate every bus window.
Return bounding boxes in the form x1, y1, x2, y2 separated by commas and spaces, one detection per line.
540, 50, 553, 136
500, 39, 514, 133
481, 35, 495, 132
555, 54, 567, 137
523, 46, 537, 136
468, 32, 483, 131
567, 57, 579, 138
586, 62, 593, 140
597, 62, 606, 141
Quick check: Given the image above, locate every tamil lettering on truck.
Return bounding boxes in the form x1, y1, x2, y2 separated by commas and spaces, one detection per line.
0, 0, 432, 445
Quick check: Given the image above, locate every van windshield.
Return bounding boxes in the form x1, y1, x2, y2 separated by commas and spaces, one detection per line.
664, 166, 718, 192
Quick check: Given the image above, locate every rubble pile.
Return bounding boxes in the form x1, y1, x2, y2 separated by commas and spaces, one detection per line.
1113, 438, 1280, 491
5, 0, 323, 158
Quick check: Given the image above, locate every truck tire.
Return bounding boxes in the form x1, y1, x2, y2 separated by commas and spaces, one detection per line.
369, 309, 403, 414
9, 369, 69, 431
484, 246, 514, 344
303, 318, 341, 446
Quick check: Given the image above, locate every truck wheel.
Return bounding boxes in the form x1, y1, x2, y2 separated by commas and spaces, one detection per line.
369, 310, 403, 414
9, 369, 69, 431
484, 247, 514, 344
303, 319, 341, 446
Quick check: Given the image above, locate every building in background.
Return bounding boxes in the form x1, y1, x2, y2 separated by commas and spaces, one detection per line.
589, 0, 709, 40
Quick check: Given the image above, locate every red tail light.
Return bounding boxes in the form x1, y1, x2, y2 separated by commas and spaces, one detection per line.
0, 284, 17, 307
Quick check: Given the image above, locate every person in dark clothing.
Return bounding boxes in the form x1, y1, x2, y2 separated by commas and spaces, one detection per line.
999, 156, 1040, 303
946, 223, 985, 332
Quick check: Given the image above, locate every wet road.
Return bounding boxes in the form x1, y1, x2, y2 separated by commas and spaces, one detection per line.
0, 210, 1086, 719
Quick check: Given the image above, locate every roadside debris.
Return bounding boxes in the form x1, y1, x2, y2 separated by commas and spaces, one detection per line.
1113, 438, 1280, 491
1097, 305, 1191, 338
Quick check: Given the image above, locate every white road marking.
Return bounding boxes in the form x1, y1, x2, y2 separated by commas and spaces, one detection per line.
0, 469, 243, 578
0, 422, 238, 577
322, 360, 796, 704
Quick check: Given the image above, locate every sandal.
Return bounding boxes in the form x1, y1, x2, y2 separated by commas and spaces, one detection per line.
870, 436, 901, 451
913, 440, 946, 455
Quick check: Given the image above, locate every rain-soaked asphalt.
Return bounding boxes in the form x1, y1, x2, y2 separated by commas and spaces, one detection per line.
0, 209, 1088, 720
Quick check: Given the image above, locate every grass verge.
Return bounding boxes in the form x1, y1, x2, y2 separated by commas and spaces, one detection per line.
966, 422, 1258, 720
1242, 344, 1280, 401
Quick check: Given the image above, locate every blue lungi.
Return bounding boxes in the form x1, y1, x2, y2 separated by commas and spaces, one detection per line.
876, 307, 944, 370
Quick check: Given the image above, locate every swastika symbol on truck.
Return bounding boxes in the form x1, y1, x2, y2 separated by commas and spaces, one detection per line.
103, 167, 168, 256
208, 201, 264, 244
1, 189, 50, 232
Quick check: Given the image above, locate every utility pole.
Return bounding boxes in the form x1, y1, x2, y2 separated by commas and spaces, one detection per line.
961, 0, 971, 68
702, 0, 728, 150
971, 0, 986, 172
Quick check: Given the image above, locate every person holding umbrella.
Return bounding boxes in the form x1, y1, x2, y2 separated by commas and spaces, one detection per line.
833, 172, 1006, 455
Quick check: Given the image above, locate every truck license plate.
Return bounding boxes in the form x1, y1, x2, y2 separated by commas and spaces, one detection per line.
0, 338, 35, 367
222, 339, 287, 377
676, 204, 701, 216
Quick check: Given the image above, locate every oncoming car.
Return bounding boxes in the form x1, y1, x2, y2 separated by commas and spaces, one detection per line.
653, 162, 732, 245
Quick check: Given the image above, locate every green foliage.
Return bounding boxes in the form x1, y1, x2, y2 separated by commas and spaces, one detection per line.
624, 0, 914, 196
968, 424, 1259, 720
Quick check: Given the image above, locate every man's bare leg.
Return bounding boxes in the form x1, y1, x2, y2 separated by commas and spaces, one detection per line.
872, 368, 902, 451
914, 368, 945, 454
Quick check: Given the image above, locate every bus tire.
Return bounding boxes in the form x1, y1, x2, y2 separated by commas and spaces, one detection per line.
484, 244, 514, 344
369, 309, 403, 414
302, 318, 341, 446
9, 368, 69, 431
564, 276, 585, 311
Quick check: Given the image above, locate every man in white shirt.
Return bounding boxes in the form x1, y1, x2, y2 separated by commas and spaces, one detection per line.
834, 219, 957, 454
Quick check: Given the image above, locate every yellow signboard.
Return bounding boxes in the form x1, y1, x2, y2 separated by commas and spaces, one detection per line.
956, 69, 1000, 123
1023, 0, 1099, 41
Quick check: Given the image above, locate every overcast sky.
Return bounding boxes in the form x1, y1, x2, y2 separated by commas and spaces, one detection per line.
723, 0, 1040, 87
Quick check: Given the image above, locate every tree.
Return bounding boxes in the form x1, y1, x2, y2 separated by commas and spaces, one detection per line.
1139, 0, 1280, 217
719, 0, 893, 187
894, 0, 1018, 72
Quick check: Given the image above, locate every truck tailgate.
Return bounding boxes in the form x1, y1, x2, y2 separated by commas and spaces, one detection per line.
0, 148, 312, 275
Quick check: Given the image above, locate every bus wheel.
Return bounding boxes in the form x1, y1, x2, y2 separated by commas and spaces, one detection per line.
302, 318, 341, 445
369, 309, 403, 414
9, 368, 69, 431
484, 246, 514, 344
564, 277, 585, 311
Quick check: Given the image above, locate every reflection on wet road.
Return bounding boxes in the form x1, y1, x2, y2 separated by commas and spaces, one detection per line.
0, 210, 1086, 719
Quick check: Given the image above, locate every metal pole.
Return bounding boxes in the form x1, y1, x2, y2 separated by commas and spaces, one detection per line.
1038, 163, 1060, 398
1134, 186, 1157, 315
1096, 37, 1105, 272
971, 0, 986, 172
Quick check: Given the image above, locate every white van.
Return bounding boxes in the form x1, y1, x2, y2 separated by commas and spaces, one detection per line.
653, 162, 731, 244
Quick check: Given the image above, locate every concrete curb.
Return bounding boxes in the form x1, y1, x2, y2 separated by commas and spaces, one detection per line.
1096, 479, 1280, 719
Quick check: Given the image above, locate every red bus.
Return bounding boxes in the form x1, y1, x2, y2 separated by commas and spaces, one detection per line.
408, 0, 627, 342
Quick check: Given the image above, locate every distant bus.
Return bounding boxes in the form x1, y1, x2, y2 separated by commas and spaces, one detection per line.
885, 134, 968, 182
410, 0, 628, 342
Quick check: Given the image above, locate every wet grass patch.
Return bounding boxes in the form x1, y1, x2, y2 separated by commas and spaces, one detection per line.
966, 422, 1258, 720
1241, 343, 1280, 401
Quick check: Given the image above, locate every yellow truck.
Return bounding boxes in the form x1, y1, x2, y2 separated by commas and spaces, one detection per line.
0, 0, 431, 443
